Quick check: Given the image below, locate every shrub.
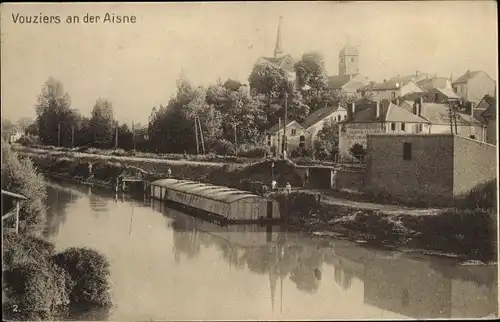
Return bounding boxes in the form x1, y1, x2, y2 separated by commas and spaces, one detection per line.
290, 146, 310, 158
455, 180, 497, 210
52, 247, 112, 310
314, 149, 330, 161
271, 192, 320, 222
211, 139, 236, 155
238, 143, 267, 158
3, 261, 70, 321
2, 233, 70, 321
349, 143, 367, 160
1, 140, 47, 229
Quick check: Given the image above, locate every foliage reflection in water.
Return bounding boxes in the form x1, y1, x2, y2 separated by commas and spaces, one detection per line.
44, 180, 498, 320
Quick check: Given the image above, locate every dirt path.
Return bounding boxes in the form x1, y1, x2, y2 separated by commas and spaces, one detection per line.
15, 146, 248, 168
299, 188, 444, 216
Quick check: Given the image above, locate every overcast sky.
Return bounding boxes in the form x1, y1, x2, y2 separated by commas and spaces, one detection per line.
1, 1, 497, 125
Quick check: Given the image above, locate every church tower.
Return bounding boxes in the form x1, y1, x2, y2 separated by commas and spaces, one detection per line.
274, 16, 284, 58
338, 43, 359, 76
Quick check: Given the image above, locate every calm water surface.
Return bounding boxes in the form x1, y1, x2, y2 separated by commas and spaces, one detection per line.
43, 180, 498, 321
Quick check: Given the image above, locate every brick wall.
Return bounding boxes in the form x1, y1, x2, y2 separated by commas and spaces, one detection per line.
452, 136, 496, 196
365, 134, 455, 205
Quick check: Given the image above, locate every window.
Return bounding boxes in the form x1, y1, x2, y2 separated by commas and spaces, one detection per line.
401, 123, 406, 132
299, 135, 305, 142
403, 142, 412, 160
338, 115, 341, 121
291, 129, 296, 136
452, 86, 457, 93
340, 58, 344, 63
344, 115, 347, 119
267, 140, 271, 146
391, 92, 396, 99
391, 122, 396, 131
267, 134, 271, 140
418, 123, 423, 133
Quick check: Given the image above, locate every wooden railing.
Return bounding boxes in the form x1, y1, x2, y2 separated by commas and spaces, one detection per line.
1, 190, 27, 234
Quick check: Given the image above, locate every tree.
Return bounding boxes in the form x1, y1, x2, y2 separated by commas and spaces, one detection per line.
1, 118, 16, 140
248, 63, 287, 101
314, 119, 340, 155
17, 117, 34, 133
222, 79, 243, 92
349, 143, 367, 160
89, 98, 115, 148
35, 77, 74, 146
294, 52, 328, 94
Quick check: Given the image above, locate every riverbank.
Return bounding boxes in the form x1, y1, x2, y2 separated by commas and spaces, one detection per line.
17, 146, 498, 262
2, 141, 113, 320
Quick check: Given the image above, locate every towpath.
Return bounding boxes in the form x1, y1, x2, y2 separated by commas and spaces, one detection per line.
297, 188, 444, 216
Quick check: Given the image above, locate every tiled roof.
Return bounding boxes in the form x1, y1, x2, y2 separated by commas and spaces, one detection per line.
435, 88, 460, 99
327, 75, 355, 89
451, 70, 482, 84
347, 101, 428, 123
401, 102, 481, 125
302, 105, 343, 129
267, 120, 302, 134
260, 54, 295, 73
384, 103, 430, 123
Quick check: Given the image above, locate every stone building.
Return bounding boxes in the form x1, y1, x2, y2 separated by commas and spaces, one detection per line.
451, 70, 496, 105
365, 133, 496, 206
338, 101, 430, 158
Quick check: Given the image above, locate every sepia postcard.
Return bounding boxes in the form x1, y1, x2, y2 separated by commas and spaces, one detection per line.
1, 1, 498, 321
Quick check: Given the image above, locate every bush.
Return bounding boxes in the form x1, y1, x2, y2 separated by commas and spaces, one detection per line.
2, 233, 70, 320
211, 139, 236, 155
349, 143, 366, 160
3, 261, 70, 321
290, 146, 310, 158
271, 192, 320, 222
314, 149, 330, 161
238, 143, 267, 158
52, 248, 112, 310
455, 180, 497, 210
1, 140, 47, 229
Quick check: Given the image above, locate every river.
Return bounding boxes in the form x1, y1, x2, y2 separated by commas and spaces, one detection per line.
42, 180, 498, 320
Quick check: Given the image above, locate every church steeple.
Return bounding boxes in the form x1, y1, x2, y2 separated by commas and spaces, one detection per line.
274, 16, 284, 58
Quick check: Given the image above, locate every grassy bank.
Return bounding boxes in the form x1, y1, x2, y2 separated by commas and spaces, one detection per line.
2, 141, 113, 320
16, 145, 498, 262
273, 192, 497, 262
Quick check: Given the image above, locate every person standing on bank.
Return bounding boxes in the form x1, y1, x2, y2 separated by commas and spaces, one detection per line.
271, 180, 277, 191
167, 167, 172, 178
285, 182, 292, 194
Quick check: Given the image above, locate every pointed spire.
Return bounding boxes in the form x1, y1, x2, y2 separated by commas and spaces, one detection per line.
274, 16, 284, 58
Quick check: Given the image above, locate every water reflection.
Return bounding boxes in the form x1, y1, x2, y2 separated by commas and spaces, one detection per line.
43, 181, 498, 320
44, 181, 80, 238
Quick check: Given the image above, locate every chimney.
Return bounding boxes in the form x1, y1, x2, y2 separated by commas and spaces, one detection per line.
346, 103, 352, 120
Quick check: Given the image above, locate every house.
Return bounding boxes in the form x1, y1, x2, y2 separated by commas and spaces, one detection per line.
478, 95, 497, 145
365, 133, 496, 206
327, 74, 370, 96
451, 70, 496, 104
255, 17, 296, 82
424, 87, 460, 104
400, 99, 486, 141
300, 104, 347, 149
416, 77, 452, 91
359, 79, 424, 102
265, 120, 304, 156
338, 101, 430, 158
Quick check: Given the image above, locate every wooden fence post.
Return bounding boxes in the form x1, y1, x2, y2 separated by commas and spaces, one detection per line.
15, 200, 20, 234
